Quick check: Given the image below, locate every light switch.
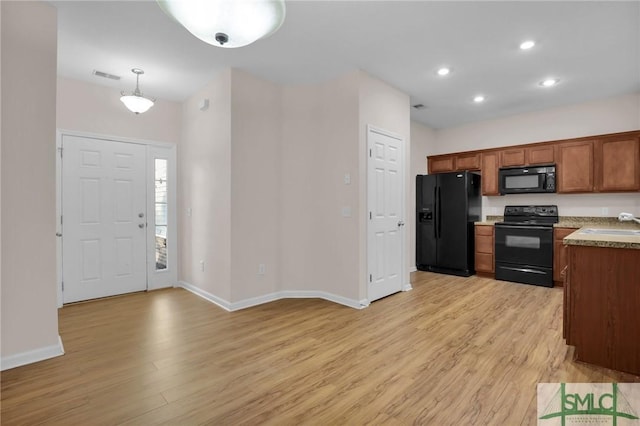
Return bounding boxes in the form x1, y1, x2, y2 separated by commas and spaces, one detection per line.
344, 173, 351, 185
187, 208, 192, 217
342, 206, 352, 217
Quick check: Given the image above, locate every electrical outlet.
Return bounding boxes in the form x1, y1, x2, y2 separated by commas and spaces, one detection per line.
601, 207, 609, 216
258, 264, 266, 275
200, 260, 205, 272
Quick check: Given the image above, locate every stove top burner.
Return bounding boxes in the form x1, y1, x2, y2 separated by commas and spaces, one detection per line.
498, 205, 559, 227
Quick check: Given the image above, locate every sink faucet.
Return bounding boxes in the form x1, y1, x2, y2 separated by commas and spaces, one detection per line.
618, 212, 640, 224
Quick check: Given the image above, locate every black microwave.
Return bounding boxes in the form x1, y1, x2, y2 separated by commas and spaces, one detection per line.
498, 165, 556, 195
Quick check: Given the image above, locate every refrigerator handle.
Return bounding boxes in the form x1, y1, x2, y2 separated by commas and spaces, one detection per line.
433, 185, 438, 239
437, 186, 442, 239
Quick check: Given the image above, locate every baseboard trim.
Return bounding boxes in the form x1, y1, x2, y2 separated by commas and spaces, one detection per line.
403, 283, 413, 292
409, 266, 417, 273
1, 335, 65, 371
177, 281, 232, 311
176, 282, 368, 311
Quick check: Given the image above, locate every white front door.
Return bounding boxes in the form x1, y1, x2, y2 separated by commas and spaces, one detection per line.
62, 135, 147, 303
367, 126, 405, 302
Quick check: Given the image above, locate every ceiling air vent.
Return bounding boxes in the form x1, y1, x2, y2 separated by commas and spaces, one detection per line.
92, 70, 121, 80
412, 103, 426, 110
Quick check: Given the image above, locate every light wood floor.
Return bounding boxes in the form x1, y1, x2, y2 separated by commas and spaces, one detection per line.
2, 272, 638, 425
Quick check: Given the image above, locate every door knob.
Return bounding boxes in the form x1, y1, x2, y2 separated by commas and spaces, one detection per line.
397, 220, 405, 227
138, 212, 145, 218
138, 223, 145, 229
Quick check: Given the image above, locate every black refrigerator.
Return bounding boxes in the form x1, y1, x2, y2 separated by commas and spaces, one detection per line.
416, 171, 481, 277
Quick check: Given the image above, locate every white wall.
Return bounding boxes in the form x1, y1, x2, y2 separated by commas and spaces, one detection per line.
280, 71, 361, 299
179, 70, 232, 301
425, 93, 640, 219
409, 121, 435, 270
358, 72, 411, 298
1, 1, 60, 363
230, 70, 282, 302
57, 77, 181, 144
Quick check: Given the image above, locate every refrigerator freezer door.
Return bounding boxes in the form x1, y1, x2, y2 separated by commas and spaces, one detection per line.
416, 175, 437, 268
435, 172, 470, 271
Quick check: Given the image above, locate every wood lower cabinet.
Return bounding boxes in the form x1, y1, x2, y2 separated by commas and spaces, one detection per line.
474, 225, 494, 276
595, 136, 640, 192
553, 227, 577, 286
481, 152, 499, 195
557, 141, 594, 193
564, 245, 640, 375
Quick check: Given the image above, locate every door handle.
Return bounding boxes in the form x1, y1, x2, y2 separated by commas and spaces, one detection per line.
138, 223, 145, 229
397, 220, 405, 227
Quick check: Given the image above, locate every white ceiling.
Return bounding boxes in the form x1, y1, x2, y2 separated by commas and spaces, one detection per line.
53, 1, 640, 129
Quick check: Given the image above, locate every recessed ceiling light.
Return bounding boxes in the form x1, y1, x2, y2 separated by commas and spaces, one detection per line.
473, 95, 485, 103
539, 78, 560, 87
520, 40, 536, 50
437, 67, 451, 76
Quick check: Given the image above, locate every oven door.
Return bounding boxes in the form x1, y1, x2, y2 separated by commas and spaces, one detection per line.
494, 224, 554, 287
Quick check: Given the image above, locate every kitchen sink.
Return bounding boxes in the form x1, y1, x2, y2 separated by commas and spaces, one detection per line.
578, 228, 640, 236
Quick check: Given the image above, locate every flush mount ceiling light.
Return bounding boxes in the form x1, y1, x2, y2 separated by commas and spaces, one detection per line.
473, 95, 486, 103
437, 67, 451, 76
157, 0, 286, 48
539, 78, 560, 87
120, 69, 155, 114
519, 40, 536, 50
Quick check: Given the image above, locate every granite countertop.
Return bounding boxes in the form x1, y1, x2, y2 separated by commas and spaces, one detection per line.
473, 216, 640, 249
563, 222, 640, 250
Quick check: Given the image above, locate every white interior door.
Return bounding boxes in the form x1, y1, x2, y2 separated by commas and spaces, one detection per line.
62, 135, 147, 303
367, 126, 405, 302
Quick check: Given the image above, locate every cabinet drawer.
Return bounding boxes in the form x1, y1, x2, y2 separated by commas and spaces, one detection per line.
475, 225, 494, 236
475, 235, 494, 254
475, 253, 494, 273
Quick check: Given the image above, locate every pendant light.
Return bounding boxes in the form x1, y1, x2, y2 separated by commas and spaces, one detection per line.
120, 69, 155, 114
157, 0, 286, 48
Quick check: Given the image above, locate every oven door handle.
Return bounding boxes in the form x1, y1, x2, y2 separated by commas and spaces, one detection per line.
495, 224, 553, 232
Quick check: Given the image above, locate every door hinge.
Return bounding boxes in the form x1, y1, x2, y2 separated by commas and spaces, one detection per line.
60, 215, 63, 225
369, 211, 372, 220
369, 149, 372, 157
369, 274, 372, 283
58, 146, 63, 157
61, 281, 64, 291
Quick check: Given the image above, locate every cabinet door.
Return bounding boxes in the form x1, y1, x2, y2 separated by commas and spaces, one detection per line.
500, 148, 526, 167
474, 225, 494, 273
481, 152, 499, 195
526, 145, 555, 165
596, 137, 640, 192
428, 155, 455, 173
553, 228, 576, 284
557, 141, 594, 193
456, 153, 481, 171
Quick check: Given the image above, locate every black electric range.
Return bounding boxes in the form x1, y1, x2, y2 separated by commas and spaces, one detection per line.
494, 205, 558, 287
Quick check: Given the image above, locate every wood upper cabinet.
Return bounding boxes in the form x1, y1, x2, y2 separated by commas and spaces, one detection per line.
553, 227, 576, 285
474, 225, 494, 274
428, 155, 456, 174
500, 148, 526, 167
557, 141, 594, 193
428, 152, 480, 173
481, 152, 499, 195
455, 152, 481, 171
526, 145, 555, 165
595, 136, 640, 192
500, 145, 554, 167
